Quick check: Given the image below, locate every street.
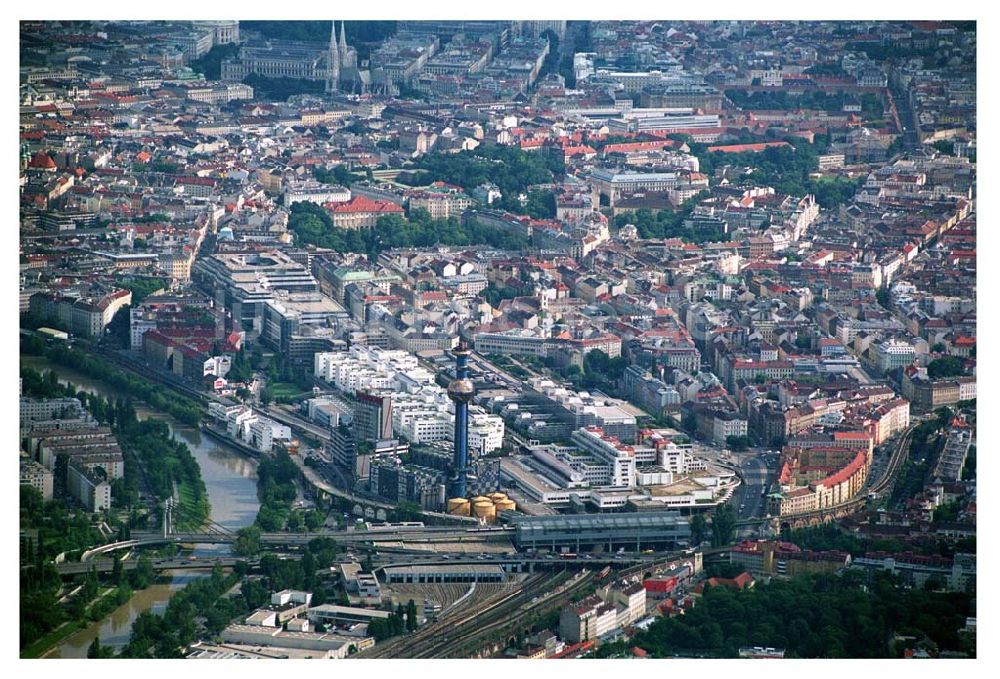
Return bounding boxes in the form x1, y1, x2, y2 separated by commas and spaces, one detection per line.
729, 450, 781, 538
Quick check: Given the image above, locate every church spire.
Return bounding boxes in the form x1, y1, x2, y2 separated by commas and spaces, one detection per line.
339, 21, 348, 57
326, 21, 339, 94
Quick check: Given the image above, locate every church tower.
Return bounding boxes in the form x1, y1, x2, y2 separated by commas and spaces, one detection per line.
326, 21, 340, 94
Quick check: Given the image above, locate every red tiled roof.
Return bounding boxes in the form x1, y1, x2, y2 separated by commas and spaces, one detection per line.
176, 176, 215, 186
603, 139, 680, 154
707, 141, 792, 153
325, 195, 404, 215
814, 451, 867, 488
28, 151, 57, 169
833, 431, 871, 441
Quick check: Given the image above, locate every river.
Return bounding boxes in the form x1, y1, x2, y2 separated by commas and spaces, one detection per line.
23, 355, 261, 658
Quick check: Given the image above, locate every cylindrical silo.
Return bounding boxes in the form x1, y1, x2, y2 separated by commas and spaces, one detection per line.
495, 499, 517, 513
448, 498, 471, 516
472, 500, 496, 524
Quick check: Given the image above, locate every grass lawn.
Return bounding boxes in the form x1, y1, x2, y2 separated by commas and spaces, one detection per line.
20, 619, 87, 658
175, 480, 210, 531
269, 381, 311, 400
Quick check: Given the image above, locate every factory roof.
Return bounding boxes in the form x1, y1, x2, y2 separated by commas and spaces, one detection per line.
381, 564, 506, 575
509, 510, 687, 532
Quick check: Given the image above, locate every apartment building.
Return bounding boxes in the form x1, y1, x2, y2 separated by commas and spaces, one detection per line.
570, 427, 637, 488
20, 457, 54, 501
67, 458, 111, 512
559, 595, 618, 644
20, 397, 82, 427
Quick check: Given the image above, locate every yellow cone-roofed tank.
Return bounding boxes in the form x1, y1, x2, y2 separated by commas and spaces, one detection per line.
471, 496, 490, 505
495, 499, 517, 513
471, 500, 496, 523
487, 492, 508, 503
447, 498, 471, 516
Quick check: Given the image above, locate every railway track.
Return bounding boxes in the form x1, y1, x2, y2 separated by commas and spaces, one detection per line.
869, 425, 915, 496
358, 572, 546, 658
412, 569, 590, 659
361, 569, 579, 659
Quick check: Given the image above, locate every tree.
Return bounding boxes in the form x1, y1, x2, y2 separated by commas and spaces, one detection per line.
189, 42, 240, 79
923, 577, 945, 592
710, 504, 737, 548
690, 514, 708, 546
726, 435, 751, 451
242, 73, 325, 100
112, 554, 124, 585
301, 548, 316, 591
131, 556, 155, 589
304, 510, 325, 532
20, 486, 44, 524
406, 599, 418, 631
233, 525, 262, 557
875, 285, 891, 310
87, 636, 103, 659
628, 569, 974, 658
287, 199, 529, 256
393, 603, 406, 635
681, 413, 699, 436
119, 278, 169, 305
392, 501, 423, 523
105, 306, 132, 348
927, 356, 964, 379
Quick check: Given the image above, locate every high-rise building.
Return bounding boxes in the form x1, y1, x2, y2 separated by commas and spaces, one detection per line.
354, 390, 394, 443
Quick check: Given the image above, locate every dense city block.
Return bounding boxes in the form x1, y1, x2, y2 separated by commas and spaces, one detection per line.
19, 19, 975, 660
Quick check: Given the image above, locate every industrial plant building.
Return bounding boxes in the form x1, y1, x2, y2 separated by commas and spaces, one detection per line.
507, 511, 691, 552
